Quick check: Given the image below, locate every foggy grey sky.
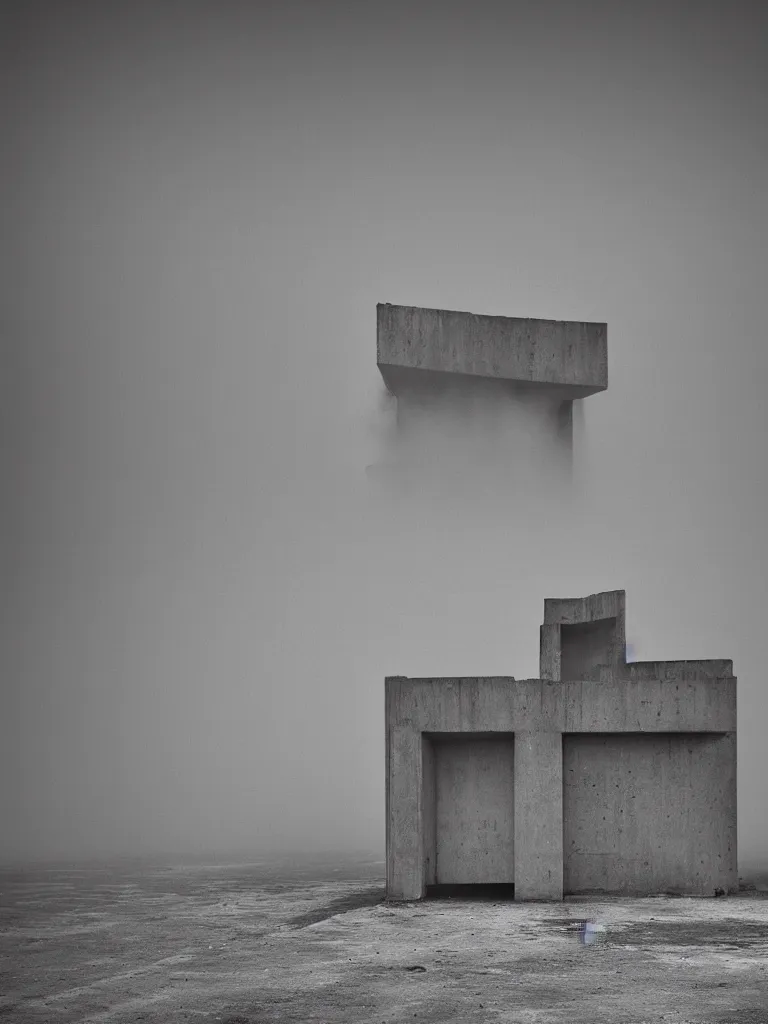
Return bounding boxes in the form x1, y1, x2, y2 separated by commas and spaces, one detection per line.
1, 0, 767, 866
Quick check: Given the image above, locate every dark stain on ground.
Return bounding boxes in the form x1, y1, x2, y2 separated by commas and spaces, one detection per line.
615, 918, 767, 948
708, 1013, 768, 1024
425, 883, 516, 901
221, 1017, 289, 1024
288, 885, 385, 927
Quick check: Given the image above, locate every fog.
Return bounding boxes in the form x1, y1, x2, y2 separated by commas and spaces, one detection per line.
1, 0, 766, 869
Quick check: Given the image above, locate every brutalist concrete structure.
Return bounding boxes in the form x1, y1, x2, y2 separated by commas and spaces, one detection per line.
376, 303, 608, 454
385, 590, 737, 901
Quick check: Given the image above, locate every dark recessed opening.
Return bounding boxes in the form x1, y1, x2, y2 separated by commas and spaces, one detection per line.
425, 883, 515, 901
560, 616, 617, 680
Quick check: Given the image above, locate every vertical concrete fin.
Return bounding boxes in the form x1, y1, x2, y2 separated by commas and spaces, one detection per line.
540, 624, 561, 680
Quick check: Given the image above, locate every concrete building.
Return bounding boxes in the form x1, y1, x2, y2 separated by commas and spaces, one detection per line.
376, 303, 608, 457
385, 590, 737, 901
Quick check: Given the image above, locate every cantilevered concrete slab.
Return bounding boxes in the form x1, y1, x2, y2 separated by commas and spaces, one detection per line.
385, 590, 737, 902
377, 303, 607, 399
376, 304, 607, 460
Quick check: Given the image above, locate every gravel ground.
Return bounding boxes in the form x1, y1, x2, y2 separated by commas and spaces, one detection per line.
1, 859, 767, 1024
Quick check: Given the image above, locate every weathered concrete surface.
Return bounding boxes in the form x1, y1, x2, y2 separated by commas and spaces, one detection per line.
386, 725, 423, 902
623, 660, 735, 681
514, 731, 563, 901
375, 304, 607, 464
432, 735, 515, 885
540, 591, 734, 684
377, 304, 608, 397
543, 590, 626, 627
387, 677, 736, 736
542, 589, 627, 679
2, 860, 768, 1024
386, 590, 737, 901
386, 677, 737, 901
563, 733, 737, 895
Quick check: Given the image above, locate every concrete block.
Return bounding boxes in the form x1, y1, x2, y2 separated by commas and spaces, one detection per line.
377, 304, 607, 398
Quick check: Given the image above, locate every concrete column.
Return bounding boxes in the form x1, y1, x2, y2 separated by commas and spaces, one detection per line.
539, 624, 561, 680
386, 726, 424, 900
421, 735, 437, 887
514, 731, 563, 900
722, 731, 739, 893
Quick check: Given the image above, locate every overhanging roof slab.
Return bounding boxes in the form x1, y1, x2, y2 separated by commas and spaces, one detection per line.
377, 303, 608, 398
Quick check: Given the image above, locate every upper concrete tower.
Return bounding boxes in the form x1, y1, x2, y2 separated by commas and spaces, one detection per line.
376, 303, 608, 460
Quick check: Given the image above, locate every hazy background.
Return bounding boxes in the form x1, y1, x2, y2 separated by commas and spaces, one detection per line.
1, 0, 766, 869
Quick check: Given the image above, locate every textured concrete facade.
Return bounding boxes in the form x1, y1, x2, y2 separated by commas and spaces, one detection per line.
377, 304, 608, 397
385, 590, 737, 901
376, 303, 608, 459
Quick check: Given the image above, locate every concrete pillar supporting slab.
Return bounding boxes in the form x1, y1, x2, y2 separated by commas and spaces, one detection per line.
514, 731, 563, 900
386, 726, 424, 900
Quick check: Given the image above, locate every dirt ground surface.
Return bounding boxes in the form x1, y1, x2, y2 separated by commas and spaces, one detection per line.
2, 857, 768, 1024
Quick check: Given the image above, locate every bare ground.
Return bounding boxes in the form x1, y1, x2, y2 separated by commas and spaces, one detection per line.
1, 859, 767, 1023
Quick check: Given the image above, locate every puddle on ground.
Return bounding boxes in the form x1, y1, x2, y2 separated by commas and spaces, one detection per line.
617, 919, 768, 948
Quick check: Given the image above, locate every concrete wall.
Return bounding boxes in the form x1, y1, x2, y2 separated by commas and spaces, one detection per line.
376, 304, 608, 396
622, 660, 734, 681
563, 733, 737, 895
